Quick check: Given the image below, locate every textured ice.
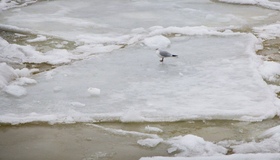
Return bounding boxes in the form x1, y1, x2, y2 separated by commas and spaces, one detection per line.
1, 0, 279, 40
0, 0, 37, 11
0, 0, 279, 125
167, 134, 227, 156
0, 37, 78, 65
27, 35, 47, 43
231, 125, 280, 154
145, 126, 163, 133
259, 61, 280, 82
140, 153, 280, 160
137, 138, 163, 148
253, 22, 280, 40
88, 124, 159, 139
232, 133, 280, 154
11, 77, 37, 86
87, 87, 101, 96
3, 84, 27, 97
218, 0, 280, 11
0, 63, 17, 88
0, 34, 278, 124
1, 1, 280, 159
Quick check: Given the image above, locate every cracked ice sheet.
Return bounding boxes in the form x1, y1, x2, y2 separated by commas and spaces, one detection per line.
0, 34, 278, 124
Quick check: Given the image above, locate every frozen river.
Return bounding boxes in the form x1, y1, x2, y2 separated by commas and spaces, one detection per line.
1, 0, 280, 159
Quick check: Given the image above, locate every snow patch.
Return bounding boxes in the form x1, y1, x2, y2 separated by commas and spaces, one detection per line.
259, 61, 280, 82
0, 37, 78, 65
70, 102, 86, 107
229, 125, 280, 154
143, 35, 171, 49
0, 63, 18, 88
254, 22, 280, 40
137, 138, 163, 148
3, 85, 27, 97
87, 87, 101, 96
167, 135, 227, 157
27, 35, 47, 43
12, 77, 37, 86
145, 126, 163, 133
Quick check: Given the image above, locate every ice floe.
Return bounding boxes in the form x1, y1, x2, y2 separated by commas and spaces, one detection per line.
218, 0, 280, 11
253, 22, 280, 40
166, 135, 227, 157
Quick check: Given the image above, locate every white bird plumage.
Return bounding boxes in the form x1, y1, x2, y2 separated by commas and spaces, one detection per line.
155, 48, 178, 62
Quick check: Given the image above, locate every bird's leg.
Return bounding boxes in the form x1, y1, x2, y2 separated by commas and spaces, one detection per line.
160, 57, 164, 62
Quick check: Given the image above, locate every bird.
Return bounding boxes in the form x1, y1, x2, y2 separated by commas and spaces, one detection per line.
155, 48, 178, 62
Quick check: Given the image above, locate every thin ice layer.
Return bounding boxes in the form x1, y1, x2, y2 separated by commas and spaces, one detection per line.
0, 34, 278, 124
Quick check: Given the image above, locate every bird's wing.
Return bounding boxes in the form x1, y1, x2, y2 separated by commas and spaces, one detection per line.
159, 51, 172, 57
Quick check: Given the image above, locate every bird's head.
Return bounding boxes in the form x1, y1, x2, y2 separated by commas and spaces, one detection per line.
155, 48, 160, 54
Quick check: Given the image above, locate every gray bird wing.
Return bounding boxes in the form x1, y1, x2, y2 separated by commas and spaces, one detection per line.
159, 50, 172, 57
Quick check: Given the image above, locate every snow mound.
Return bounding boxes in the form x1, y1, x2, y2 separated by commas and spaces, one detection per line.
232, 125, 280, 154
259, 61, 280, 82
261, 125, 280, 138
0, 37, 77, 65
87, 88, 101, 96
0, 63, 38, 97
12, 77, 37, 86
254, 22, 280, 40
143, 35, 171, 49
167, 135, 227, 157
218, 0, 280, 11
0, 63, 18, 88
3, 85, 27, 97
232, 133, 280, 154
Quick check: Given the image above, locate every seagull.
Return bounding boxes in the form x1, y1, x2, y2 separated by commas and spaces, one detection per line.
156, 48, 178, 62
